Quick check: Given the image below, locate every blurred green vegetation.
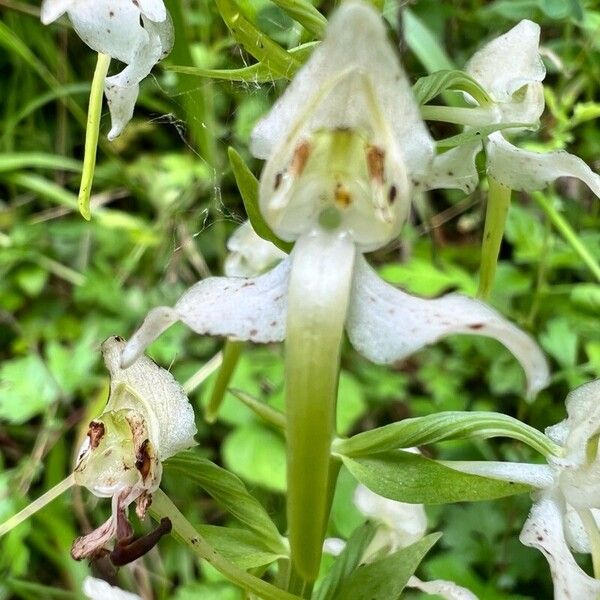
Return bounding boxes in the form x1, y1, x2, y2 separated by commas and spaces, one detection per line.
0, 0, 598, 598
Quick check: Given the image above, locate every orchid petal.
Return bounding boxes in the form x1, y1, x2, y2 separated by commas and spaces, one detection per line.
67, 0, 149, 65
486, 132, 600, 198
417, 142, 481, 194
83, 577, 142, 600
520, 494, 600, 600
105, 83, 139, 141
102, 336, 197, 459
250, 1, 433, 177
547, 379, 600, 466
353, 484, 427, 548
407, 576, 479, 600
346, 256, 550, 397
136, 0, 167, 22
122, 257, 291, 368
224, 221, 287, 278
40, 0, 75, 25
466, 20, 545, 123
563, 506, 600, 554
443, 461, 554, 488
103, 16, 173, 139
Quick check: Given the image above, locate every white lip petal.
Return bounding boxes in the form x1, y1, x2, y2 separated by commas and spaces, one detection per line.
102, 336, 197, 459
417, 142, 481, 194
486, 132, 600, 198
466, 20, 545, 102
40, 0, 74, 24
520, 494, 600, 600
83, 577, 142, 600
407, 576, 479, 600
250, 0, 433, 176
346, 256, 550, 397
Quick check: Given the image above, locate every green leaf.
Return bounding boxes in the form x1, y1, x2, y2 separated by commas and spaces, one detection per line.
334, 411, 558, 458
343, 451, 532, 504
413, 70, 492, 106
168, 43, 316, 83
0, 355, 60, 424
197, 525, 286, 569
571, 284, 600, 313
270, 0, 327, 37
337, 373, 367, 436
222, 424, 287, 493
173, 581, 242, 600
540, 318, 579, 369
403, 10, 454, 73
227, 146, 293, 252
0, 153, 81, 174
164, 452, 285, 553
215, 0, 301, 79
229, 389, 286, 431
334, 533, 441, 600
314, 523, 378, 600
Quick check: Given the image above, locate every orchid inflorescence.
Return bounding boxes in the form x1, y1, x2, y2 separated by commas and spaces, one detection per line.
2, 1, 599, 598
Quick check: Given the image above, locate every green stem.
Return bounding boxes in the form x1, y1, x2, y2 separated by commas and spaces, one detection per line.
478, 177, 512, 299
285, 232, 355, 584
205, 340, 244, 423
532, 192, 600, 282
151, 489, 301, 600
78, 53, 110, 221
420, 104, 495, 127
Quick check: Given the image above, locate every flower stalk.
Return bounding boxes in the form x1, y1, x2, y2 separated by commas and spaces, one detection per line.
285, 232, 355, 586
478, 177, 512, 298
78, 52, 110, 221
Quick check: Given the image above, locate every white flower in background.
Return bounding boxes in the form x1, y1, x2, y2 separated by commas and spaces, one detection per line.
70, 335, 196, 560
121, 1, 549, 400
324, 479, 478, 600
83, 577, 141, 600
442, 20, 600, 198
449, 379, 600, 600
224, 221, 286, 278
41, 0, 174, 140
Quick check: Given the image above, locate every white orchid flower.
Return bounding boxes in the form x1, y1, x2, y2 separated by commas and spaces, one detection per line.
433, 20, 600, 199
83, 577, 141, 600
449, 379, 600, 600
41, 0, 173, 140
224, 221, 287, 278
121, 2, 548, 399
324, 480, 478, 600
0, 336, 196, 564
120, 1, 548, 581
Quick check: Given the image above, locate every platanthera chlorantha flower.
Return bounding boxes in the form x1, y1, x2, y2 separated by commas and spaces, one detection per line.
435, 20, 600, 198
41, 0, 173, 140
120, 0, 549, 581
449, 380, 600, 600
0, 336, 196, 564
324, 481, 478, 600
121, 1, 549, 396
83, 577, 141, 600
224, 220, 286, 278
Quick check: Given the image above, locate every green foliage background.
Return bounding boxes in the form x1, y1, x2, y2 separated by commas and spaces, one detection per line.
0, 0, 599, 598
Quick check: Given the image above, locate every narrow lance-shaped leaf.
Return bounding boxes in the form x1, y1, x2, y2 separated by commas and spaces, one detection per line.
164, 452, 285, 553
270, 0, 327, 37
343, 450, 533, 504
334, 533, 442, 600
333, 411, 560, 458
413, 69, 492, 106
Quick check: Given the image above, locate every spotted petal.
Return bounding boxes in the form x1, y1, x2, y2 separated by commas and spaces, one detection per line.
486, 132, 600, 198
407, 576, 478, 600
122, 256, 291, 368
40, 0, 75, 24
83, 577, 142, 600
520, 494, 600, 600
346, 256, 550, 397
250, 0, 434, 177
